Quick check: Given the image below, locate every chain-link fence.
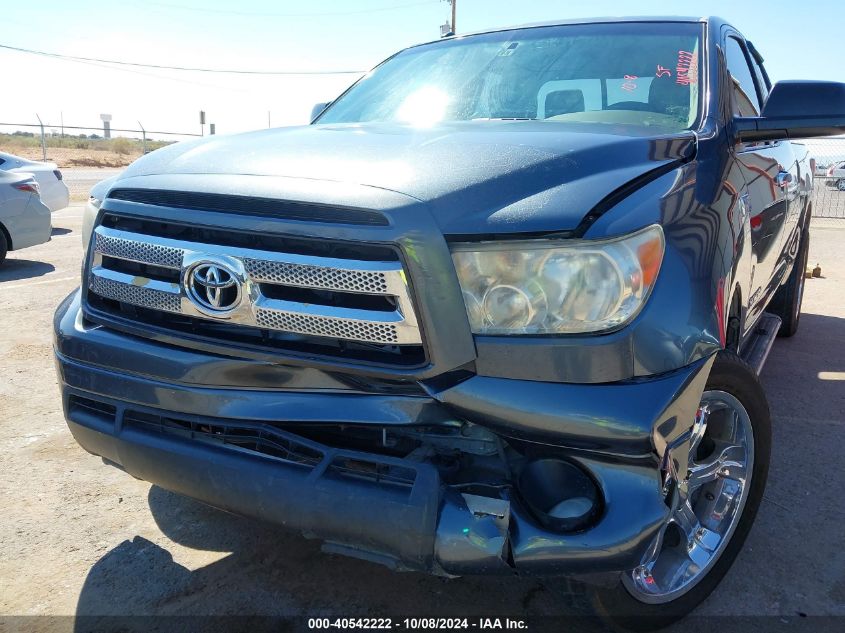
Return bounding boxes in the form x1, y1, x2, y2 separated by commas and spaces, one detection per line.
0, 122, 200, 170
805, 137, 845, 219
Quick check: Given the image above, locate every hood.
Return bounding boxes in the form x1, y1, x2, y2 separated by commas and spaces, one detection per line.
90, 174, 121, 201
119, 121, 696, 234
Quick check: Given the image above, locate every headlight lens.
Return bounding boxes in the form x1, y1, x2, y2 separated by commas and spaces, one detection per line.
451, 225, 664, 335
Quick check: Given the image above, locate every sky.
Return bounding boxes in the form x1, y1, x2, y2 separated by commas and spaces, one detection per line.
2, 0, 844, 141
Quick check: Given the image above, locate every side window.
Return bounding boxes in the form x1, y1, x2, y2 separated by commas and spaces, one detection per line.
725, 37, 761, 116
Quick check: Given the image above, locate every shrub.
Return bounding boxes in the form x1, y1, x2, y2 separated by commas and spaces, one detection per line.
111, 137, 132, 155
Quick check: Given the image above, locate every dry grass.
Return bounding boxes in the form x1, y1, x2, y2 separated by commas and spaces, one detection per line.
0, 133, 172, 168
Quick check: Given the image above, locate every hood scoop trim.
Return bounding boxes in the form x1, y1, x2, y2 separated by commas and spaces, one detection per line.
107, 188, 389, 226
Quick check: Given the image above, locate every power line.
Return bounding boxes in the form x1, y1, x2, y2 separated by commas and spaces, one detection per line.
0, 43, 367, 75
51, 49, 257, 93
146, 0, 437, 17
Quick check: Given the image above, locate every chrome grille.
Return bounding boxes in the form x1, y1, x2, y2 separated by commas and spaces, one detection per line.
255, 308, 399, 343
90, 272, 182, 313
94, 231, 183, 268
243, 259, 389, 294
86, 225, 421, 346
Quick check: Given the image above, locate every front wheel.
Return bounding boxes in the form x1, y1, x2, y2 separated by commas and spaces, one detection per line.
589, 352, 771, 632
837, 179, 845, 191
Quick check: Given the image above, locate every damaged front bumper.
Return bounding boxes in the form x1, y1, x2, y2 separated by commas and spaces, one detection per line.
55, 290, 713, 577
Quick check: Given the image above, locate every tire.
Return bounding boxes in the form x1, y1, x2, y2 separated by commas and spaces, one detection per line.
837, 179, 845, 191
770, 226, 809, 337
0, 229, 7, 267
588, 352, 771, 632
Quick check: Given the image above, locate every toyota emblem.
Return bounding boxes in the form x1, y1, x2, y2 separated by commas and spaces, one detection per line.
185, 260, 242, 314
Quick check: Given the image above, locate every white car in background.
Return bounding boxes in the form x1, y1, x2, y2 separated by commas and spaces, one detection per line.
827, 160, 845, 190
0, 151, 70, 212
0, 171, 52, 265
814, 162, 830, 177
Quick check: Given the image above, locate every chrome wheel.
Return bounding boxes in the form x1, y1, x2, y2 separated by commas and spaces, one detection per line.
622, 390, 755, 604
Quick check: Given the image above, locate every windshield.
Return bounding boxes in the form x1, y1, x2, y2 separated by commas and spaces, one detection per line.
319, 22, 703, 132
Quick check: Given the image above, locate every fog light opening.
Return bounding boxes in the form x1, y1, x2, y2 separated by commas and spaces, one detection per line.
517, 459, 602, 533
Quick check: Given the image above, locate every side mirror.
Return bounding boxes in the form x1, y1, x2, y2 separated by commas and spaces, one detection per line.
735, 81, 845, 142
310, 102, 331, 123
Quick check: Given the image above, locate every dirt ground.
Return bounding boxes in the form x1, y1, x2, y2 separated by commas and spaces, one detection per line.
2, 145, 142, 169
1, 137, 172, 169
0, 206, 843, 631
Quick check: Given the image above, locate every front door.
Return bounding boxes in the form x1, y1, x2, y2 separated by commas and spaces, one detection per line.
724, 34, 792, 331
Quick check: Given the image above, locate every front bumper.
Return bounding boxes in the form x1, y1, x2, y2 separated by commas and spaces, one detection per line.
55, 289, 712, 577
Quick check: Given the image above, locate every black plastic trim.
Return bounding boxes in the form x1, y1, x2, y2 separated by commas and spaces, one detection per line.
107, 189, 389, 226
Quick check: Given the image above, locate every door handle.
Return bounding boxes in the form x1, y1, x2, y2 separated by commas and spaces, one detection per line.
775, 171, 793, 188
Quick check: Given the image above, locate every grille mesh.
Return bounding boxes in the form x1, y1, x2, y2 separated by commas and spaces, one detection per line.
255, 308, 399, 344
95, 233, 183, 269
244, 259, 388, 293
90, 276, 182, 313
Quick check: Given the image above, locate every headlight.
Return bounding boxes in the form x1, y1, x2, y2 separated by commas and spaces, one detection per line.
451, 225, 664, 335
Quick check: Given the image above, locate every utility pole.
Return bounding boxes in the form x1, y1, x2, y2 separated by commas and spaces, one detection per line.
440, 0, 456, 36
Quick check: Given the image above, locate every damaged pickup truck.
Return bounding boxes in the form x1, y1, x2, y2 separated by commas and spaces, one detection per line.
55, 16, 845, 629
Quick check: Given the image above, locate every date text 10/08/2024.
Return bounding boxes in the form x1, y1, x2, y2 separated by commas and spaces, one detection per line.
307, 618, 529, 630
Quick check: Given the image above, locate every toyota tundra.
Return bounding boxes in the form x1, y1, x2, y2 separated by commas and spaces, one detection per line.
55, 17, 845, 629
